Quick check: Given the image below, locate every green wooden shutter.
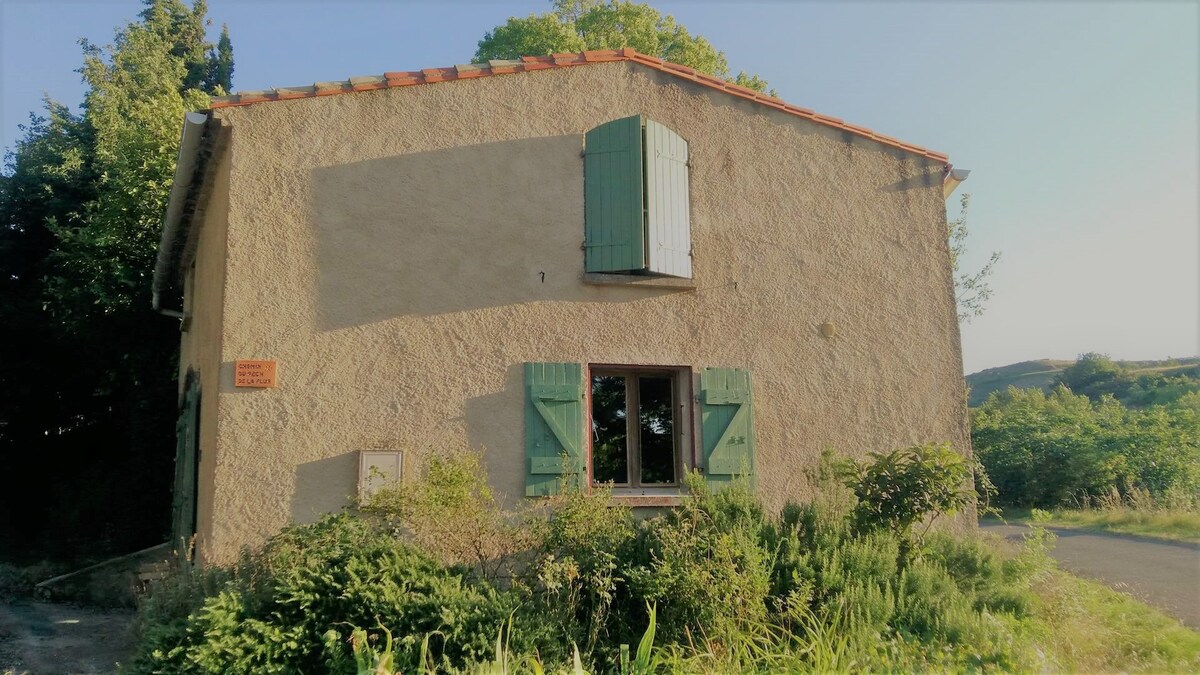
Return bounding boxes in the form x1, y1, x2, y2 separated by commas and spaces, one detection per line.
525, 362, 585, 496
644, 120, 692, 278
700, 367, 755, 489
584, 115, 645, 273
171, 378, 200, 546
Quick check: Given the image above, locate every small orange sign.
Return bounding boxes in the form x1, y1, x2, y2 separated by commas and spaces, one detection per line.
235, 360, 277, 388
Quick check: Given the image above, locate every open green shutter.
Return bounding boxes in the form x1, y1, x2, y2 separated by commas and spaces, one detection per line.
700, 367, 755, 489
644, 120, 692, 278
525, 362, 585, 496
584, 115, 645, 273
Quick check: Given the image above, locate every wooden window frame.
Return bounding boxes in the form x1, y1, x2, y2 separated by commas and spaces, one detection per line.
586, 364, 691, 489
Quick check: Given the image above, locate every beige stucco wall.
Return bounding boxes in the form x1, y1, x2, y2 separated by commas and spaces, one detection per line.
195, 61, 968, 563
178, 142, 231, 551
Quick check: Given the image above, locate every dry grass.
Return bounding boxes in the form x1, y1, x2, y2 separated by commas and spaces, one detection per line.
1048, 508, 1200, 543
996, 488, 1200, 543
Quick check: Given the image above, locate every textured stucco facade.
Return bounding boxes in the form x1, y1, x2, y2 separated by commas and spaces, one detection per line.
178, 141, 230, 550
175, 60, 969, 564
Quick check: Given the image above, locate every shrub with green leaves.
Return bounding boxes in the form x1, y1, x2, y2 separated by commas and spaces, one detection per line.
135, 442, 1193, 673
837, 443, 974, 540
625, 474, 772, 646
533, 482, 637, 658
973, 386, 1200, 507
128, 514, 525, 673
360, 452, 535, 583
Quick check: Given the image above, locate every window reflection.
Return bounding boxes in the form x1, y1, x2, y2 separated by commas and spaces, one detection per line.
591, 375, 628, 484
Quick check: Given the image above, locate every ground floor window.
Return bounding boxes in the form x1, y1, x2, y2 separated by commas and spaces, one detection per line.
589, 367, 682, 487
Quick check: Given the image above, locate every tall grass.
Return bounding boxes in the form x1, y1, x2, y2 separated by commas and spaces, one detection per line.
996, 486, 1200, 542
1033, 570, 1200, 672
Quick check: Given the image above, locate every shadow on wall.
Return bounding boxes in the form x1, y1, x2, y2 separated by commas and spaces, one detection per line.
463, 363, 527, 506
312, 135, 678, 330
880, 172, 939, 193
291, 452, 358, 524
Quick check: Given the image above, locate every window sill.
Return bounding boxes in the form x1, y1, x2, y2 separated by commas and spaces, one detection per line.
608, 493, 685, 507
582, 273, 696, 289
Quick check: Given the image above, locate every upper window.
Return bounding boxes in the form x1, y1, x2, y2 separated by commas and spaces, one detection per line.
583, 116, 692, 279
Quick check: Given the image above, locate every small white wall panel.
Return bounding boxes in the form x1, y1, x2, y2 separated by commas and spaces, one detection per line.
358, 450, 403, 502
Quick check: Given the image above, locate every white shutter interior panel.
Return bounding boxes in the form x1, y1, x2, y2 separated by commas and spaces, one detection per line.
644, 120, 692, 278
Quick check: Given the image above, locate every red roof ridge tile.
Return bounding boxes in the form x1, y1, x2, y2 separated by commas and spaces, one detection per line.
211, 48, 948, 164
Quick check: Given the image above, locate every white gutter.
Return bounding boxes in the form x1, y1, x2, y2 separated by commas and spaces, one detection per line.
152, 111, 209, 312
943, 167, 970, 199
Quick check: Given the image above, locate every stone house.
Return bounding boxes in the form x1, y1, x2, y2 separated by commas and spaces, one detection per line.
152, 49, 972, 564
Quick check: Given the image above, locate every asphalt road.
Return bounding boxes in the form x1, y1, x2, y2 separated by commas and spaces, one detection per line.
0, 600, 134, 674
980, 522, 1200, 628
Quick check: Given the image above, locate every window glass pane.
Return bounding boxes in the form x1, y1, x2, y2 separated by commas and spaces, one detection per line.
639, 375, 675, 484
591, 375, 628, 484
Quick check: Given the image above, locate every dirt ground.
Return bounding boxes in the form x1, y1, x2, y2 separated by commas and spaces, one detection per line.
0, 600, 134, 675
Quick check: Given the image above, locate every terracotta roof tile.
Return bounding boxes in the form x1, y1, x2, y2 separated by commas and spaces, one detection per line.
211, 48, 948, 164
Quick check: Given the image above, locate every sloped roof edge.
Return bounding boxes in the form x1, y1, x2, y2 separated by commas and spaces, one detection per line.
211, 48, 949, 165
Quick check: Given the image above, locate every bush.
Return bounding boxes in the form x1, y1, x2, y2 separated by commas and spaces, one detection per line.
837, 443, 974, 542
973, 386, 1200, 507
128, 514, 525, 673
360, 452, 535, 583
625, 475, 772, 647
135, 443, 1140, 673
532, 482, 637, 659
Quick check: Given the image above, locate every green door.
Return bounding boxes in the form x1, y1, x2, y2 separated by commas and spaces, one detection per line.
171, 377, 200, 548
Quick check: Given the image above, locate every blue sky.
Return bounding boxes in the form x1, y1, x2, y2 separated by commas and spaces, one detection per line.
2, 0, 1197, 373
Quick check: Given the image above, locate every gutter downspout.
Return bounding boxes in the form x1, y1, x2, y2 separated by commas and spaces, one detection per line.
943, 166, 970, 199
152, 111, 209, 314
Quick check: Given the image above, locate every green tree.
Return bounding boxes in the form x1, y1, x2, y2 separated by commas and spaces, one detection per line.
209, 24, 234, 93
47, 4, 215, 322
138, 0, 231, 93
947, 194, 1000, 322
1057, 353, 1126, 399
0, 1, 232, 560
474, 0, 773, 94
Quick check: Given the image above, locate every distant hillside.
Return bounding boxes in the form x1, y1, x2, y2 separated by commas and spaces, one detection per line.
966, 357, 1200, 407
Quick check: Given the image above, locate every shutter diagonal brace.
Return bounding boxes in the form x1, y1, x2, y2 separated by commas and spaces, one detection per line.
531, 384, 582, 461
704, 387, 749, 474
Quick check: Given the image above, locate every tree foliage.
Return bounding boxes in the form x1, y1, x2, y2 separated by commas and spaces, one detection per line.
972, 386, 1200, 508
48, 6, 213, 323
948, 194, 1000, 323
0, 0, 232, 560
1056, 352, 1200, 408
474, 0, 773, 94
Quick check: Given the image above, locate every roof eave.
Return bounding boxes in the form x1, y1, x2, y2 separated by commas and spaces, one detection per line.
152, 111, 209, 312
210, 48, 950, 167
